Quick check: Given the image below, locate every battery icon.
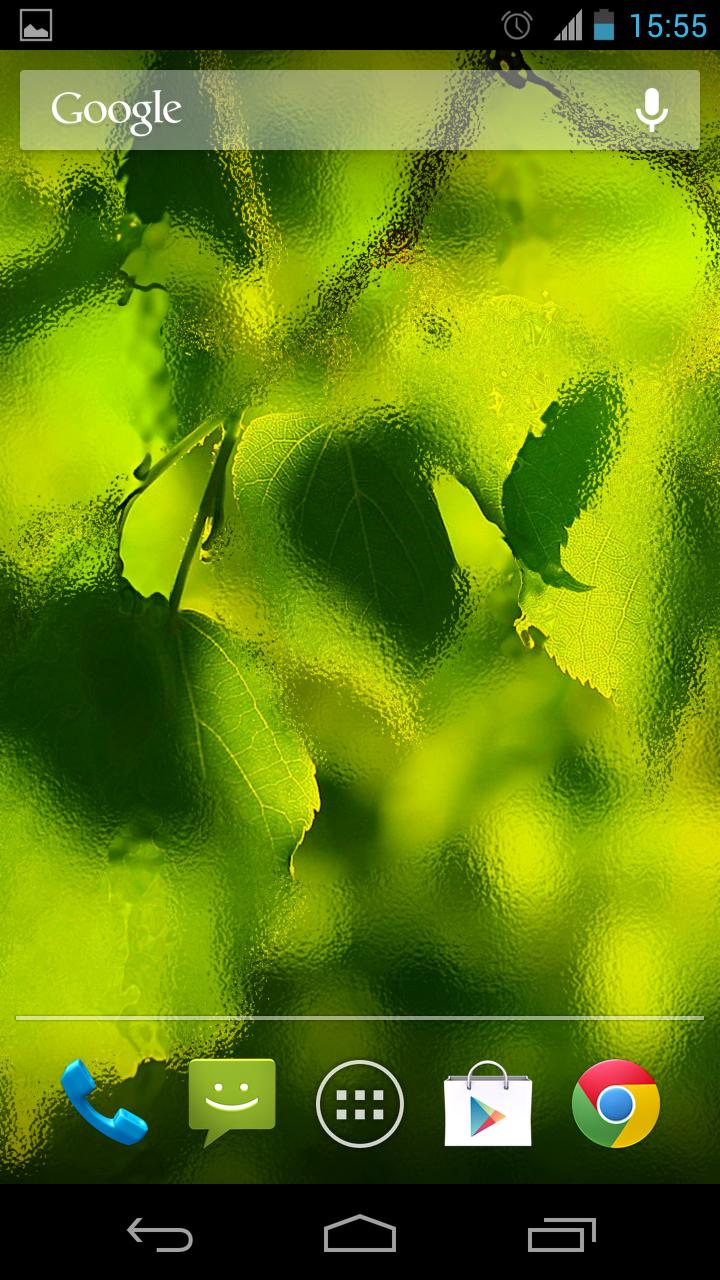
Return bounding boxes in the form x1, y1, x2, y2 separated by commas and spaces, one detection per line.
593, 8, 615, 39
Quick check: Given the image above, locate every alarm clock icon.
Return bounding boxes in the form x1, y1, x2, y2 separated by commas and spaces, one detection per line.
502, 10, 533, 40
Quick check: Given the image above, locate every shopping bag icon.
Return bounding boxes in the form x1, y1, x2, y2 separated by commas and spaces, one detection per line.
444, 1059, 532, 1147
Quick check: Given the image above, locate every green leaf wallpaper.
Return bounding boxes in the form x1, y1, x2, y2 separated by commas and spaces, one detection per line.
0, 48, 718, 1185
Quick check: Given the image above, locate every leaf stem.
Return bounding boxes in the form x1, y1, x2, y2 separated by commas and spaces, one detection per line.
118, 415, 223, 542
168, 414, 243, 614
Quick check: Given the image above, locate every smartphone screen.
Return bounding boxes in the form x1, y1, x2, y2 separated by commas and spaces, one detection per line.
1, 11, 717, 1260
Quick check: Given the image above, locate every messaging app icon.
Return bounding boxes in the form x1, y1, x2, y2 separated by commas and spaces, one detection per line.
189, 1058, 276, 1146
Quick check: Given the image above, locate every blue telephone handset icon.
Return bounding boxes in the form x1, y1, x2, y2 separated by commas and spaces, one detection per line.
61, 1058, 149, 1145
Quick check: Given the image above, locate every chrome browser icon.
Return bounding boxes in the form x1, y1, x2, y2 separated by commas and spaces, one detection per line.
572, 1059, 660, 1148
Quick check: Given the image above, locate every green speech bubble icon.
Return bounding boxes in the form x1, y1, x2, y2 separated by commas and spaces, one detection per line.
189, 1059, 276, 1147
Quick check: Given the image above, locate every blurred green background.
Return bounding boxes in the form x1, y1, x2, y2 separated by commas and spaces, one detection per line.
0, 48, 718, 1185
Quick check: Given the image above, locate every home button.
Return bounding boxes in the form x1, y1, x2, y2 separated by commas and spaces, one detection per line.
323, 1213, 397, 1253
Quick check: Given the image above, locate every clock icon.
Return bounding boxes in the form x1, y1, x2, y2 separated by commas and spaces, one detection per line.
502, 9, 533, 40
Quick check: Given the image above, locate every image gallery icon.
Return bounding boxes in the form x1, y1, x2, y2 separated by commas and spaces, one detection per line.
316, 1059, 404, 1148
19, 9, 53, 41
444, 1059, 532, 1147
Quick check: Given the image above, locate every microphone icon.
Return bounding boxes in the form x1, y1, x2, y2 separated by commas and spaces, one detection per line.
636, 87, 669, 133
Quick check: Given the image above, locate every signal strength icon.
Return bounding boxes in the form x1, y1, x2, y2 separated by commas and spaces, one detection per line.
555, 9, 583, 40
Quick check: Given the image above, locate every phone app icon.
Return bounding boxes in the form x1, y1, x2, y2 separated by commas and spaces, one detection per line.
189, 1058, 276, 1147
60, 1058, 148, 1145
572, 1059, 660, 1148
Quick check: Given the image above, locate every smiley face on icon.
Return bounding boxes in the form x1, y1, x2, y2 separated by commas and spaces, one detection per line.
205, 1077, 259, 1112
189, 1059, 276, 1146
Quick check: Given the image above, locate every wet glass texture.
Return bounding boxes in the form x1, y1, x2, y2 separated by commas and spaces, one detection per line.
0, 49, 718, 1185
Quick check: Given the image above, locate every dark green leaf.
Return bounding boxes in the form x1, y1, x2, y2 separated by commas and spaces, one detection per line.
502, 376, 624, 590
0, 582, 318, 865
233, 410, 463, 652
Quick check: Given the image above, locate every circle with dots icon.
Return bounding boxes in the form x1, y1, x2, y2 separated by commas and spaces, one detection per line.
316, 1059, 405, 1149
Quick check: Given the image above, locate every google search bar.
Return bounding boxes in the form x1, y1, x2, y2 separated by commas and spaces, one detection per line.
20, 70, 700, 152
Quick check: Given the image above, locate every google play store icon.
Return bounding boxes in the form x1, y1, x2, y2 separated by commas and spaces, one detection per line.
444, 1061, 532, 1146
470, 1097, 505, 1135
